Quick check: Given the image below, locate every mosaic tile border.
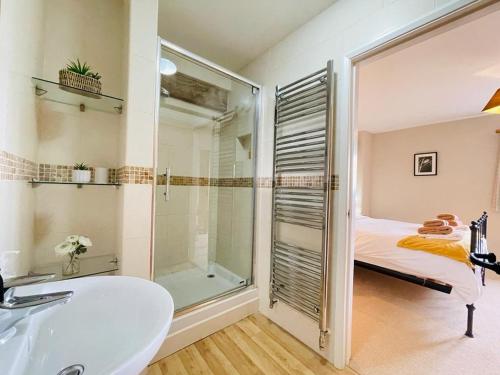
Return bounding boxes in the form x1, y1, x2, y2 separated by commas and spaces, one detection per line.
0, 149, 339, 190
155, 175, 339, 190
0, 150, 37, 181
38, 164, 118, 183
157, 175, 209, 186
157, 176, 254, 187
37, 164, 152, 185
117, 166, 154, 184
275, 175, 340, 190
256, 177, 273, 188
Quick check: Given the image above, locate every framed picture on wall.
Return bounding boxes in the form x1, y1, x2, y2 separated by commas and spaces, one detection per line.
414, 152, 437, 176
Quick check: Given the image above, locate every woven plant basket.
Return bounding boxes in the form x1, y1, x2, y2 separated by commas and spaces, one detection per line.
59, 70, 102, 96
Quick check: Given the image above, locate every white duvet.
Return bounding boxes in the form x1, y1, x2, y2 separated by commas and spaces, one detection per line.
355, 216, 483, 304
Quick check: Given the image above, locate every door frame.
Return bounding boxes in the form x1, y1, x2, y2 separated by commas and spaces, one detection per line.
336, 0, 497, 367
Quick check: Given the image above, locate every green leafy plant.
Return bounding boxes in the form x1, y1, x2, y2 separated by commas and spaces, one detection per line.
88, 72, 102, 81
66, 59, 101, 81
74, 162, 89, 171
66, 59, 91, 76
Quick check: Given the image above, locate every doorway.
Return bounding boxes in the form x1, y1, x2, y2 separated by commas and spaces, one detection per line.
343, 0, 500, 371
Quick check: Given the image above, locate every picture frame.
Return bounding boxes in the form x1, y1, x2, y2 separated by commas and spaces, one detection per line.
414, 152, 437, 176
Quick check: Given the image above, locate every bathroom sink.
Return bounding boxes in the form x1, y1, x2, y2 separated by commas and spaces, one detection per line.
0, 276, 174, 375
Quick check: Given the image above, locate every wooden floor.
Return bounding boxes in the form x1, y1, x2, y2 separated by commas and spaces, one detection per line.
146, 313, 356, 375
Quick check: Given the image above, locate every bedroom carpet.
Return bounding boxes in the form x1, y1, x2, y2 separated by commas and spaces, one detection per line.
350, 267, 500, 375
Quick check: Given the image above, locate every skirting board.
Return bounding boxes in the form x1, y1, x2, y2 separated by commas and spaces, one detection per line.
151, 288, 259, 362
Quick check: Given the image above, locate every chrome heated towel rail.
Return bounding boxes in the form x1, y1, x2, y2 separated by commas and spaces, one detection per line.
269, 61, 335, 350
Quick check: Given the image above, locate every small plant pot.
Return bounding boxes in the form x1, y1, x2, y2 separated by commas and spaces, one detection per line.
59, 70, 102, 97
72, 170, 91, 183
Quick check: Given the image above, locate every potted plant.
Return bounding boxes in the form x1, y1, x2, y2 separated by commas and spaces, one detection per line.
72, 162, 91, 183
59, 58, 102, 97
55, 235, 92, 276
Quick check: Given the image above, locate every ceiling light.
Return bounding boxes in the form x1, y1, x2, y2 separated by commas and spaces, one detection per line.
482, 89, 500, 114
160, 58, 177, 76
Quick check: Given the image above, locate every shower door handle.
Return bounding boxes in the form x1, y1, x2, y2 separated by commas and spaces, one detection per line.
164, 167, 171, 201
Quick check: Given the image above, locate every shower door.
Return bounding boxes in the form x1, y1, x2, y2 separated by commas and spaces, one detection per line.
153, 44, 257, 311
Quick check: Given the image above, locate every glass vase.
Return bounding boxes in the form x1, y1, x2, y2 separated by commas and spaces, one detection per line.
62, 254, 80, 276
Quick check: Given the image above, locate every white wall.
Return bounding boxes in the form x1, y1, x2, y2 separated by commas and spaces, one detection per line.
356, 131, 373, 216
367, 115, 500, 251
0, 0, 45, 276
240, 0, 474, 364
41, 0, 124, 96
118, 0, 158, 279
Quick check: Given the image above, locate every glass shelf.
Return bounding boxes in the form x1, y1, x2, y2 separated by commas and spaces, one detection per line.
31, 254, 119, 281
30, 179, 121, 188
32, 77, 124, 114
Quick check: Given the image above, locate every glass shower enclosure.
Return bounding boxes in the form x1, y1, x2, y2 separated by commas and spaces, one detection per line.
153, 42, 258, 312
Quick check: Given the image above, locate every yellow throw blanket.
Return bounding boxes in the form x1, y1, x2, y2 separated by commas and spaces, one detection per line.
397, 235, 472, 268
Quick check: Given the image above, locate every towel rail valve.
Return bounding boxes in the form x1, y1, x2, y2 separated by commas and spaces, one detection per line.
319, 329, 328, 350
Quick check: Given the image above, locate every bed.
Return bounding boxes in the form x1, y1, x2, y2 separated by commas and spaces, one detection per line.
354, 214, 488, 337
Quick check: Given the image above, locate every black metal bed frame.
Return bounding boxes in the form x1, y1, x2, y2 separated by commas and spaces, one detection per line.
355, 212, 489, 338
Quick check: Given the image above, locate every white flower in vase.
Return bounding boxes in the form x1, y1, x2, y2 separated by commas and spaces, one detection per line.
55, 234, 93, 276
78, 236, 92, 247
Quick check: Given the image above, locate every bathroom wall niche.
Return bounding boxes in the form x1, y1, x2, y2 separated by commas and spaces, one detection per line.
30, 0, 126, 275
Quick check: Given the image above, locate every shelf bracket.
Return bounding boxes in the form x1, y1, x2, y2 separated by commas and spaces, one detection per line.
114, 105, 123, 114
35, 86, 47, 97
80, 104, 86, 112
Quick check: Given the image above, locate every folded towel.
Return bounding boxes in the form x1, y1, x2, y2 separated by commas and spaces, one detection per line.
437, 213, 459, 221
397, 234, 472, 267
423, 219, 448, 227
448, 219, 463, 227
418, 226, 454, 235
419, 232, 465, 241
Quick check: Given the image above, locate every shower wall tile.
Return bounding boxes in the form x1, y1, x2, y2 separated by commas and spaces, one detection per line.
117, 166, 153, 184
33, 184, 118, 266
154, 242, 188, 271
122, 109, 155, 167
37, 102, 121, 167
113, 0, 158, 279
166, 214, 190, 245
155, 186, 168, 215
120, 235, 151, 278
128, 0, 159, 62
0, 150, 37, 181
0, 0, 43, 163
0, 0, 41, 277
0, 180, 36, 277
154, 121, 213, 273
256, 177, 273, 188
121, 184, 153, 239
118, 184, 152, 278
162, 185, 190, 214
37, 164, 118, 184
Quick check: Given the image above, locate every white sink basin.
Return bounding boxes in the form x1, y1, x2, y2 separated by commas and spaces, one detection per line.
0, 276, 174, 375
